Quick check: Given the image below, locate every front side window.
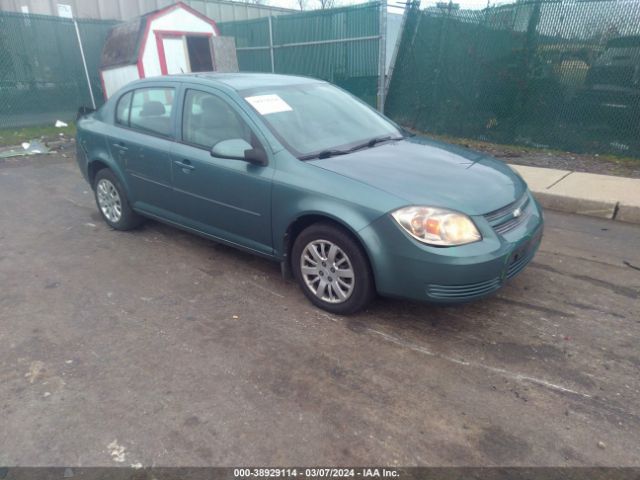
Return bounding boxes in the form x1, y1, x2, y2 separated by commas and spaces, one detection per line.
121, 87, 175, 137
241, 83, 402, 158
182, 89, 252, 149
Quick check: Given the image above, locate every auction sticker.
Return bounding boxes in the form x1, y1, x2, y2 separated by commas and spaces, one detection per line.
245, 94, 293, 115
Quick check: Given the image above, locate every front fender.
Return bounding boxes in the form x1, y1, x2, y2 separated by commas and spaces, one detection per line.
271, 156, 404, 259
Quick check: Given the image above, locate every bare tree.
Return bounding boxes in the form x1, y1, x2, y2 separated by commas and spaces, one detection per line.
297, 0, 308, 10
318, 0, 336, 8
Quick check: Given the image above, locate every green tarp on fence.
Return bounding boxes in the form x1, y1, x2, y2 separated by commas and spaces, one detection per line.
218, 2, 382, 107
0, 12, 116, 129
385, 0, 640, 157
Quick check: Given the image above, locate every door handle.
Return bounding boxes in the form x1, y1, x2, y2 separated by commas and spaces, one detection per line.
112, 142, 128, 152
174, 159, 195, 172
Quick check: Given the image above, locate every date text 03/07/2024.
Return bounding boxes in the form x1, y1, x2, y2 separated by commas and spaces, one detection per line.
233, 468, 400, 478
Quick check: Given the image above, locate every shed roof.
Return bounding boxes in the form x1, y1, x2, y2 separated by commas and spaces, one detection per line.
100, 2, 220, 70
100, 15, 148, 69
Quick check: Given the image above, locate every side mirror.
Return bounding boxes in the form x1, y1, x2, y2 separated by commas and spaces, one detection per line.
211, 138, 267, 166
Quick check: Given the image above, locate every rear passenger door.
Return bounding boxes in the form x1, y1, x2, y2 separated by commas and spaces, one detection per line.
110, 85, 176, 215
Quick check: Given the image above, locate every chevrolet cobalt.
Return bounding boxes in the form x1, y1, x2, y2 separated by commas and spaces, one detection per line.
76, 74, 543, 314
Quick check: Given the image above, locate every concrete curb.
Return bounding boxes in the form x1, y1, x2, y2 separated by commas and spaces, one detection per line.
532, 191, 617, 219
510, 164, 640, 225
617, 204, 640, 224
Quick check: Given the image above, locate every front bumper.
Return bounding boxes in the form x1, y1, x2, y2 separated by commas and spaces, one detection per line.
359, 192, 544, 303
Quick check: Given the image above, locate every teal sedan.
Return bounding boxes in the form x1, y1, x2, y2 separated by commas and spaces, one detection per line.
76, 73, 543, 314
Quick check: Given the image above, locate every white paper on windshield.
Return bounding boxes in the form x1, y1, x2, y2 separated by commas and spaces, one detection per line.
245, 94, 292, 115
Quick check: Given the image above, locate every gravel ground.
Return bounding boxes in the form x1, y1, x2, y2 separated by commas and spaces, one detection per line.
1, 152, 639, 466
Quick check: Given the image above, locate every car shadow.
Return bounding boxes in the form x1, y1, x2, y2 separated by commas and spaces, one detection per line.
138, 218, 517, 338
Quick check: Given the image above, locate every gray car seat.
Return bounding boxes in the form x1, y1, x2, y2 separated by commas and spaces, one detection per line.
191, 96, 246, 148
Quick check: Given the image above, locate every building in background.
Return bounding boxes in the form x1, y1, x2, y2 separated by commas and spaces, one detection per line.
0, 0, 295, 22
99, 2, 238, 98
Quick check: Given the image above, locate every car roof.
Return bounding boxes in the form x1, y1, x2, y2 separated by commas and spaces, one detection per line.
132, 73, 322, 92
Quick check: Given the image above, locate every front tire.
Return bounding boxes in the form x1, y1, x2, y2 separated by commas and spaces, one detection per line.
93, 169, 142, 231
292, 222, 375, 315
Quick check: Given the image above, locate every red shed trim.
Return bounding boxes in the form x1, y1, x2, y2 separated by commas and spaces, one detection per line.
136, 2, 220, 78
155, 31, 214, 75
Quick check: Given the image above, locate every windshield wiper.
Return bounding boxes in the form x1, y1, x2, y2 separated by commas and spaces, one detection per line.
299, 149, 350, 160
347, 135, 403, 153
299, 135, 403, 161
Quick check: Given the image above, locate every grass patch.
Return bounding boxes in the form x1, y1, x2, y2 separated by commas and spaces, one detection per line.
0, 123, 76, 147
415, 130, 640, 163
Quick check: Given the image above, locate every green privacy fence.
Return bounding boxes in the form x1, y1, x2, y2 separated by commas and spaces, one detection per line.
218, 2, 384, 108
0, 12, 117, 129
385, 0, 640, 158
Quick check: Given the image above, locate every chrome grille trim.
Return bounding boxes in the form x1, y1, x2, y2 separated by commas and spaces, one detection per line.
484, 193, 531, 236
494, 210, 531, 235
484, 193, 529, 223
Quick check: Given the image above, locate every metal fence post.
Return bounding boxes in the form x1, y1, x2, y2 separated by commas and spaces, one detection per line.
73, 19, 97, 109
377, 0, 387, 112
268, 16, 275, 73
385, 0, 412, 98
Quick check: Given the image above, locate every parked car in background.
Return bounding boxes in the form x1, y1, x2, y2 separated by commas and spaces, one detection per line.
578, 35, 640, 129
76, 73, 543, 314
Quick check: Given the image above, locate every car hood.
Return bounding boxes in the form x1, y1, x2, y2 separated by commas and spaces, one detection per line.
307, 136, 526, 216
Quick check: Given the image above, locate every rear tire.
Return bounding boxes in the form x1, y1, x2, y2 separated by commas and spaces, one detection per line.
93, 168, 142, 231
292, 222, 375, 315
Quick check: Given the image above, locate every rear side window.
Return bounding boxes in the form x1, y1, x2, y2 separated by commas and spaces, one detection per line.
119, 87, 175, 137
115, 91, 132, 126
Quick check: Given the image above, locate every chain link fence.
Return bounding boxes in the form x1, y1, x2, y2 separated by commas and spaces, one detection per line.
218, 2, 385, 108
1, 4, 384, 129
4, 0, 639, 160
385, 0, 640, 158
0, 11, 116, 129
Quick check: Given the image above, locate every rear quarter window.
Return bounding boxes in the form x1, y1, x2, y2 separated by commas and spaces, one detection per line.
115, 91, 132, 126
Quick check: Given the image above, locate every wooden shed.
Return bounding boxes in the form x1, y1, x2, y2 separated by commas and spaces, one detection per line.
99, 2, 237, 99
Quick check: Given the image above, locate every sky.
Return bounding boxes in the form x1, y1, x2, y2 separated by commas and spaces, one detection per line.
266, 0, 493, 11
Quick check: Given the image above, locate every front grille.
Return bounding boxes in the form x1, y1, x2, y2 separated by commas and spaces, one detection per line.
494, 210, 532, 235
484, 193, 530, 236
507, 248, 535, 279
426, 226, 541, 301
426, 277, 502, 300
506, 230, 542, 280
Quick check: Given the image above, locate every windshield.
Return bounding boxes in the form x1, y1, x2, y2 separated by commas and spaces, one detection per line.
240, 83, 403, 158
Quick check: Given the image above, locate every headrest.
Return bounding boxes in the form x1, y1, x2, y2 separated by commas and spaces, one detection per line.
200, 96, 235, 128
140, 101, 165, 117
201, 96, 227, 113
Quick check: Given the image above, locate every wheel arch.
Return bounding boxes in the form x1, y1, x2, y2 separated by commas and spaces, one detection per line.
281, 213, 376, 287
87, 157, 131, 200
88, 159, 111, 187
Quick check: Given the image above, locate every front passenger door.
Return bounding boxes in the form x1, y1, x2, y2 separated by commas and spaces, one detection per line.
170, 87, 274, 255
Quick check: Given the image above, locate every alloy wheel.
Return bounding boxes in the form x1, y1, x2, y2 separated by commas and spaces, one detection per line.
96, 178, 122, 223
300, 239, 355, 304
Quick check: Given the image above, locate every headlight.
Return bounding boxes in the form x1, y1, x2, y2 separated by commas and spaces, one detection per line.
391, 206, 481, 246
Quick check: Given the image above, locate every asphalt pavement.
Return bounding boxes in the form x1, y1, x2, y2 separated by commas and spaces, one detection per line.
0, 153, 639, 466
